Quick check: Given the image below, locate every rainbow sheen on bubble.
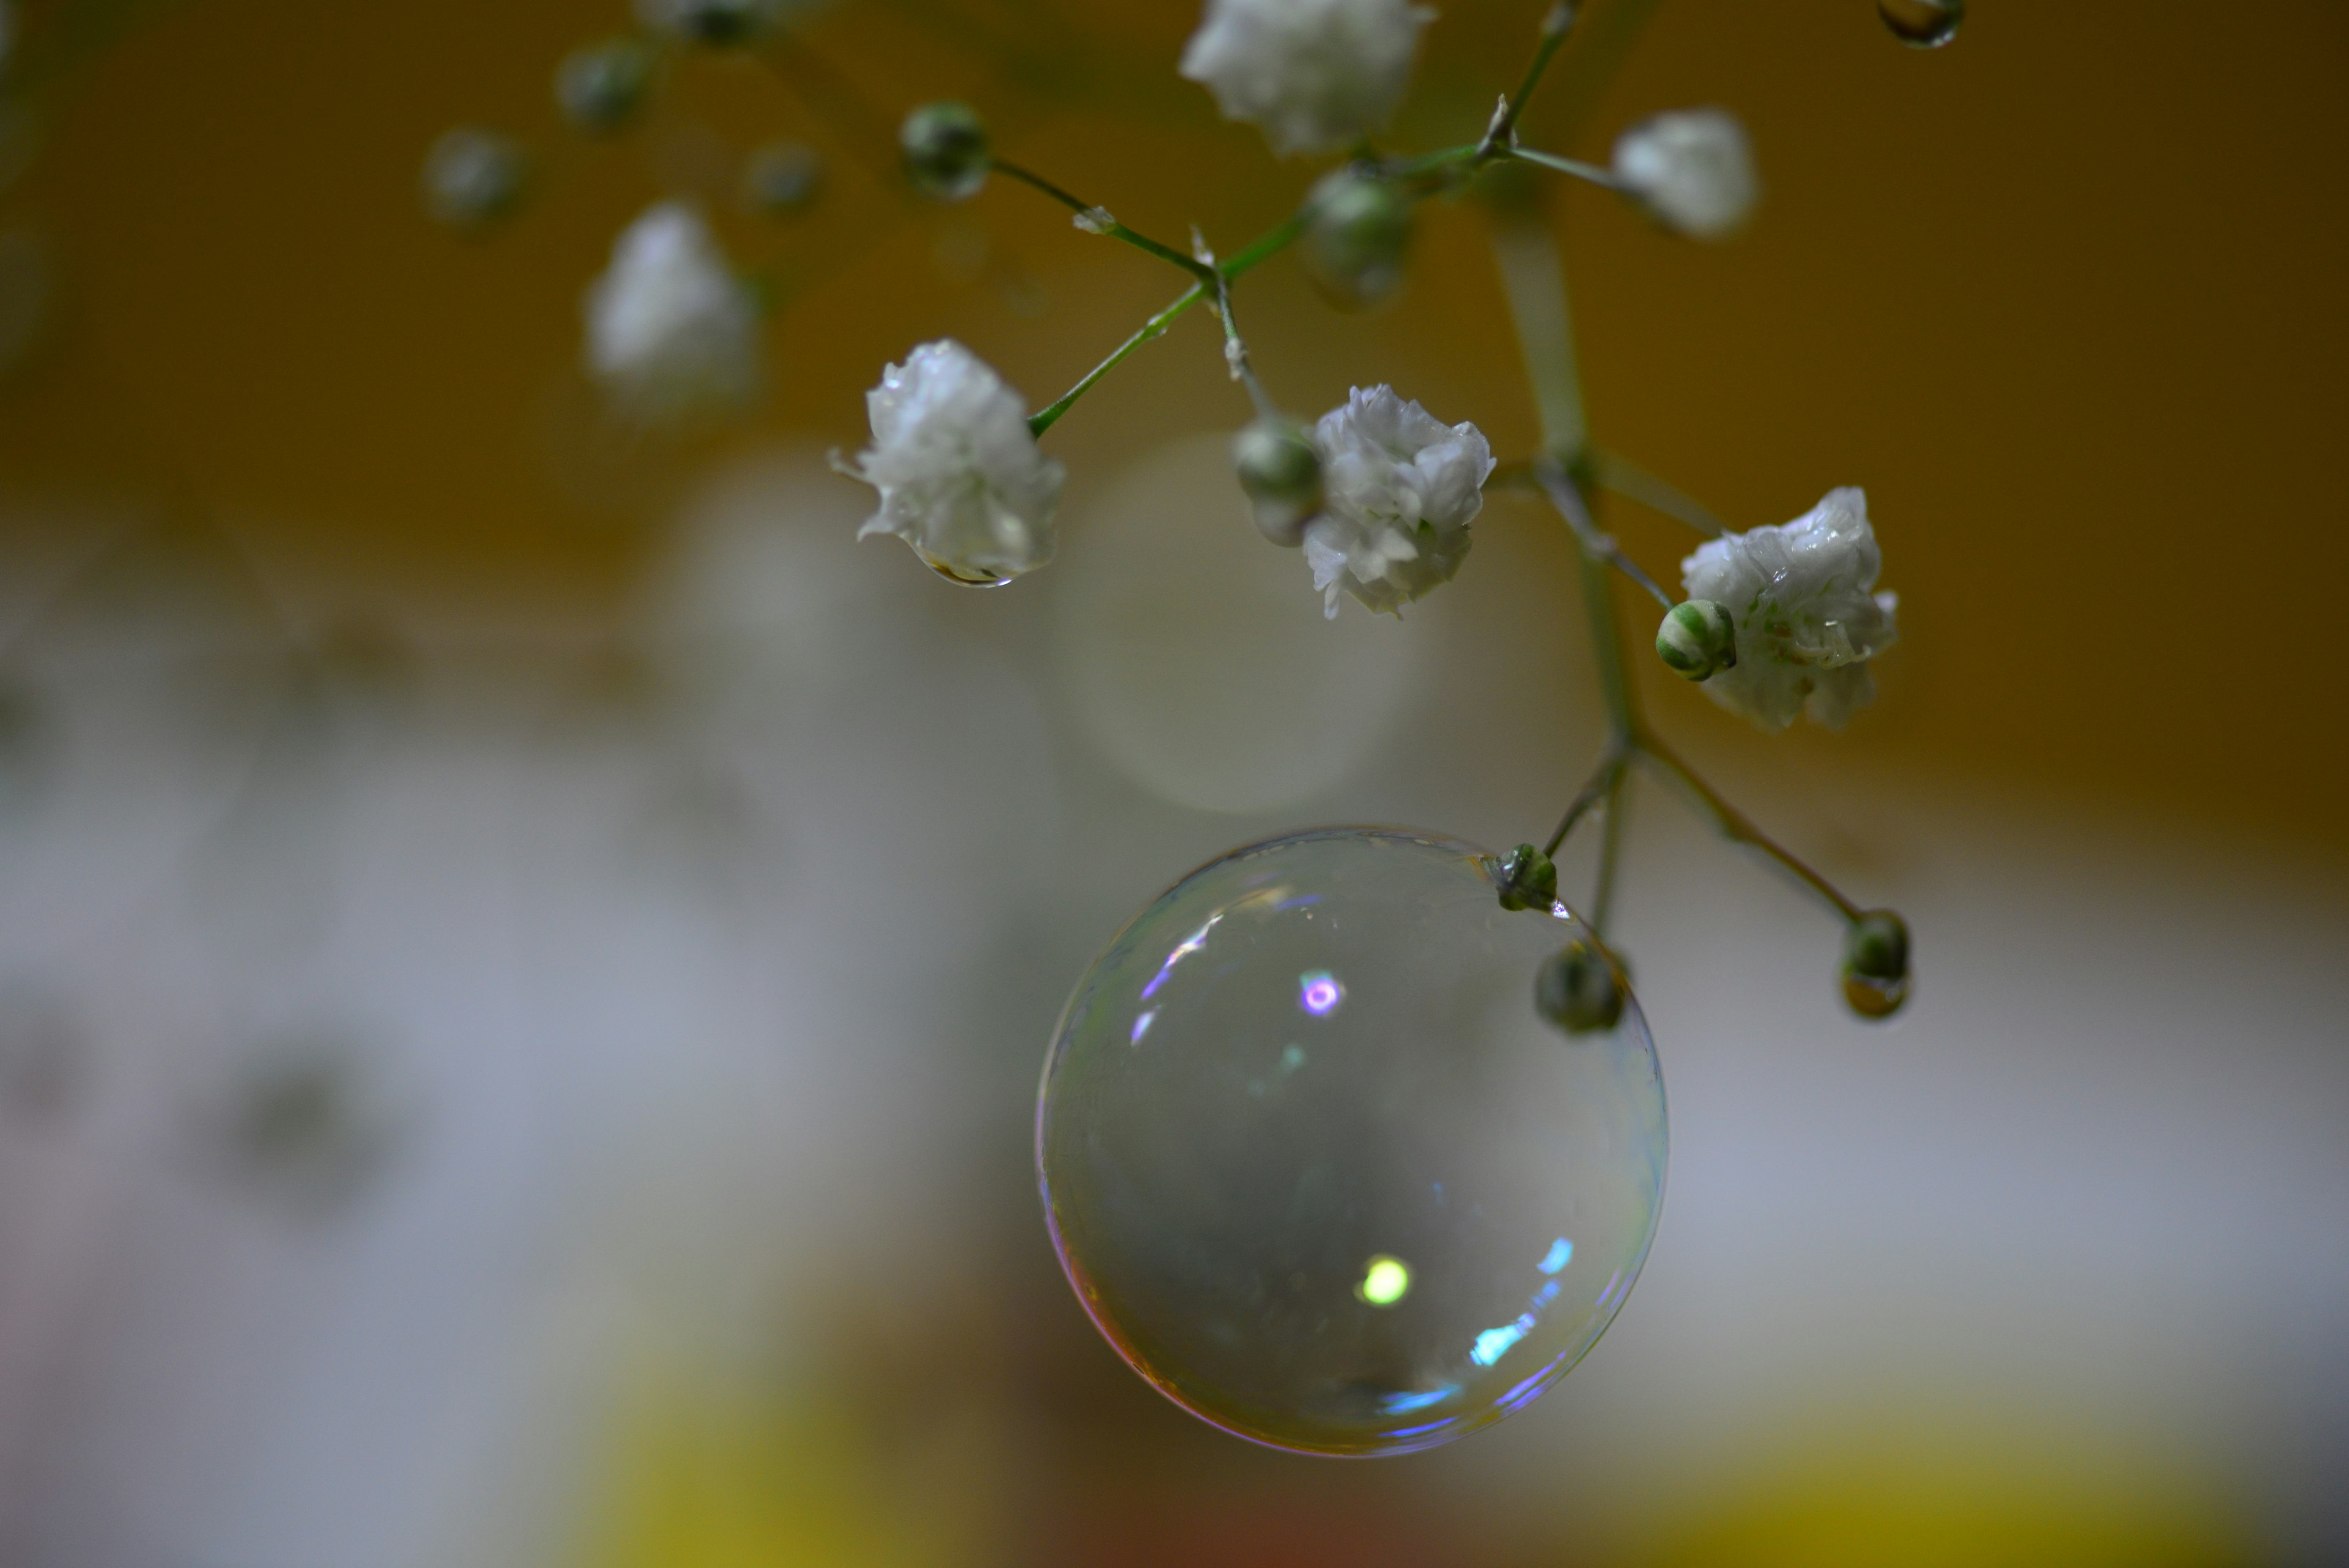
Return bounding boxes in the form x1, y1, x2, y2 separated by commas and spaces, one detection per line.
1036, 828, 1668, 1456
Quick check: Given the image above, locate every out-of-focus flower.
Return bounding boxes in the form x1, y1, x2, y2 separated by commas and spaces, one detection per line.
583, 201, 763, 423
1297, 385, 1493, 618
634, 0, 807, 46
1679, 486, 1899, 730
420, 128, 530, 231
555, 37, 655, 135
846, 340, 1065, 585
1179, 0, 1434, 157
741, 141, 823, 218
1611, 108, 1758, 240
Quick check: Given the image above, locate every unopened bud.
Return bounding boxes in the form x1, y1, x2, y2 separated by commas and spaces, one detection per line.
637, 0, 779, 46
1302, 168, 1414, 311
1233, 420, 1322, 548
1657, 598, 1737, 680
901, 102, 990, 201
555, 38, 653, 134
421, 128, 530, 231
741, 141, 823, 217
1841, 909, 1911, 1020
1536, 940, 1625, 1035
1495, 843, 1559, 913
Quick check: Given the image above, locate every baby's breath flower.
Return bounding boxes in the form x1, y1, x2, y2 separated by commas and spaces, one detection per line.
1679, 487, 1898, 730
583, 201, 763, 422
1612, 108, 1759, 240
1179, 0, 1434, 157
1298, 385, 1493, 618
847, 340, 1066, 586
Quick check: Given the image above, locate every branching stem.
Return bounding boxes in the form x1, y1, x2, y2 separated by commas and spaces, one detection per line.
1639, 738, 1864, 924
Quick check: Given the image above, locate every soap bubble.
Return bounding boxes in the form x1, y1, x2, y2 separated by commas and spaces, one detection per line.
1037, 828, 1668, 1455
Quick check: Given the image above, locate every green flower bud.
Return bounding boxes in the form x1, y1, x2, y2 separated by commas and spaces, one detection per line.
555, 38, 653, 135
1841, 908, 1911, 1020
1657, 598, 1737, 681
1233, 419, 1322, 548
741, 141, 823, 218
1302, 168, 1414, 310
1494, 843, 1559, 913
901, 102, 990, 202
651, 0, 776, 46
420, 128, 530, 232
1536, 940, 1625, 1035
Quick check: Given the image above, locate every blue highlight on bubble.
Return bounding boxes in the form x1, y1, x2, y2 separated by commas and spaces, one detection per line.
1538, 1236, 1574, 1274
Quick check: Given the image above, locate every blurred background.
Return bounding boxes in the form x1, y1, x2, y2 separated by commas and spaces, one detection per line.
0, 0, 2345, 1563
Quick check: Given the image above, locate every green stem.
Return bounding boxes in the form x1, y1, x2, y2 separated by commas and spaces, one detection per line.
1482, 2, 1583, 154
1592, 764, 1628, 937
1507, 145, 1622, 190
1490, 207, 1588, 458
1543, 745, 1628, 858
1028, 206, 1315, 437
1538, 460, 1676, 612
1594, 450, 1732, 538
990, 159, 1221, 288
1639, 738, 1864, 923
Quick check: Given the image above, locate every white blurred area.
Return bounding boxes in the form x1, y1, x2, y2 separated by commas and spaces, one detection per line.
0, 447, 2342, 1567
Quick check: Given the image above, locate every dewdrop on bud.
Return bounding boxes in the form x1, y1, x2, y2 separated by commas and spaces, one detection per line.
901, 102, 990, 201
1302, 168, 1414, 310
1879, 0, 1964, 49
1494, 844, 1558, 913
1657, 598, 1737, 681
1233, 419, 1322, 548
742, 141, 823, 218
421, 128, 530, 231
555, 38, 653, 134
1842, 909, 1911, 1020
1537, 941, 1625, 1035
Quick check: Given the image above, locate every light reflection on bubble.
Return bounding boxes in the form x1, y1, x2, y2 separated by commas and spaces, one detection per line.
1038, 828, 1668, 1456
1299, 970, 1343, 1016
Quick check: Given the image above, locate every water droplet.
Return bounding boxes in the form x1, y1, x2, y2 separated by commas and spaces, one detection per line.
1038, 828, 1668, 1455
1878, 0, 1963, 49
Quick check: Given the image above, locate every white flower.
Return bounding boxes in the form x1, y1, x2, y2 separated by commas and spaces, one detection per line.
1612, 108, 1759, 240
847, 340, 1066, 585
1680, 486, 1899, 730
1179, 0, 1434, 157
1297, 385, 1493, 618
584, 201, 763, 422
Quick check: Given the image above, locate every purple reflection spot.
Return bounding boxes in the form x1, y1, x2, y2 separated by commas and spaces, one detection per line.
1299, 971, 1343, 1017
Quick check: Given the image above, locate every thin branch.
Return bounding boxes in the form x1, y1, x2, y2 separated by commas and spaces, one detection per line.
1639, 738, 1864, 923
1594, 450, 1732, 539
1537, 461, 1676, 612
1507, 144, 1622, 190
1543, 745, 1629, 858
1591, 762, 1628, 937
990, 159, 1220, 287
1480, 2, 1583, 155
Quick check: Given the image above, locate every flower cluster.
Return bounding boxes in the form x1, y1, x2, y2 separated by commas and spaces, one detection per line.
582, 202, 763, 423
1180, 0, 1433, 156
1680, 488, 1899, 730
1298, 387, 1494, 618
846, 341, 1066, 585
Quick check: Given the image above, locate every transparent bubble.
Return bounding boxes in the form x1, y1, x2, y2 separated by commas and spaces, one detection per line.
1037, 828, 1668, 1455
1878, 0, 1963, 49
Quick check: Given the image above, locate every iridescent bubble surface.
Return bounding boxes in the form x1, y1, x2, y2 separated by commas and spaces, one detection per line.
1037, 828, 1668, 1456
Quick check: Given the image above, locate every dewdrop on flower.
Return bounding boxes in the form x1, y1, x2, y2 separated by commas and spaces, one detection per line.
1679, 486, 1899, 730
1611, 108, 1759, 241
1299, 385, 1493, 619
1179, 0, 1434, 157
846, 340, 1066, 586
582, 201, 763, 423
